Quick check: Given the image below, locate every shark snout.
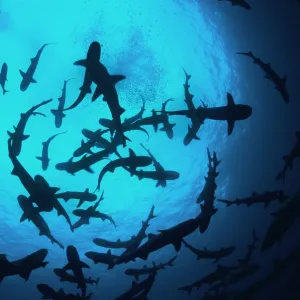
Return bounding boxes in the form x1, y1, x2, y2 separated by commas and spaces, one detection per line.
36, 249, 48, 260
55, 162, 68, 171
236, 104, 252, 120
66, 245, 79, 261
165, 171, 180, 180
87, 41, 101, 62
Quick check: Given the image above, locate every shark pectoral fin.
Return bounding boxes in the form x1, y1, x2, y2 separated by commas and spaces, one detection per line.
153, 123, 158, 132
155, 181, 162, 187
18, 269, 32, 281
31, 78, 37, 84
77, 200, 84, 208
79, 85, 92, 94
92, 86, 103, 102
19, 69, 26, 78
22, 135, 30, 140
83, 218, 90, 225
36, 156, 43, 161
74, 59, 87, 67
118, 106, 126, 115
80, 260, 90, 269
51, 187, 60, 193
62, 262, 72, 271
172, 240, 182, 252
85, 166, 94, 173
20, 213, 27, 222
110, 75, 126, 85
11, 167, 18, 176
7, 131, 14, 138
227, 119, 235, 135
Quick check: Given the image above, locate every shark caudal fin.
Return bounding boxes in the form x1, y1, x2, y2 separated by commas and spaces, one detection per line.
3, 89, 8, 95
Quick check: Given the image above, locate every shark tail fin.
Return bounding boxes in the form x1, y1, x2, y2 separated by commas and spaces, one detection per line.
3, 89, 8, 95
74, 59, 87, 67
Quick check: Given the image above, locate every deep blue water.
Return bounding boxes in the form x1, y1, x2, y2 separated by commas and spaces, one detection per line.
0, 0, 299, 299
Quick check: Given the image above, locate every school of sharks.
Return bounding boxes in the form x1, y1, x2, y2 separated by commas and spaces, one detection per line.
0, 0, 299, 299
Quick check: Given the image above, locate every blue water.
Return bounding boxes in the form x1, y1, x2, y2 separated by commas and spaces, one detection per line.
0, 0, 300, 299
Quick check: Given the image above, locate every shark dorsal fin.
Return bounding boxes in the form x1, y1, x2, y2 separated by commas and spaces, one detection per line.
129, 148, 136, 157
79, 260, 90, 269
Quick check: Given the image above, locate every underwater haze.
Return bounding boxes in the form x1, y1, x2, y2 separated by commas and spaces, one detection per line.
0, 0, 300, 299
